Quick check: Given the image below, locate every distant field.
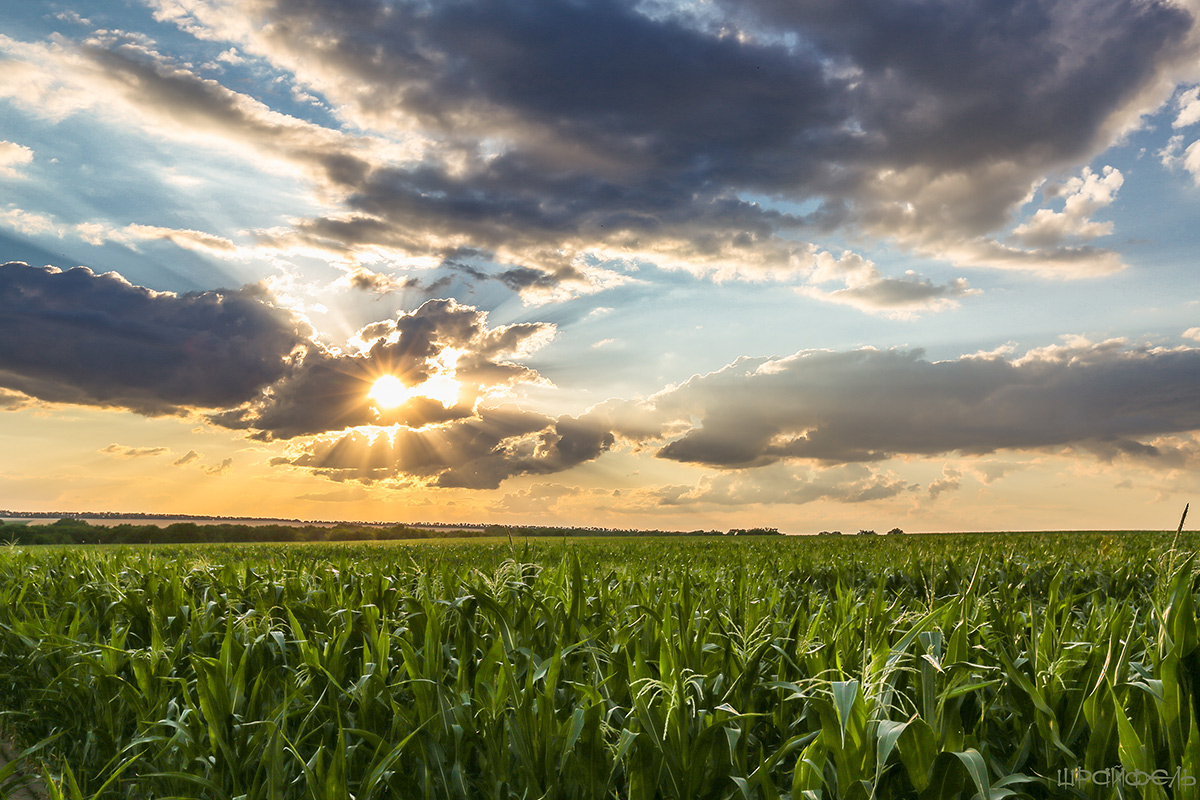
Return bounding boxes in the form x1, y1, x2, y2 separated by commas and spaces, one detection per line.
1, 532, 1197, 798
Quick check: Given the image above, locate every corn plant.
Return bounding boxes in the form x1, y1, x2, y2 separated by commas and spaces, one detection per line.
0, 532, 1195, 799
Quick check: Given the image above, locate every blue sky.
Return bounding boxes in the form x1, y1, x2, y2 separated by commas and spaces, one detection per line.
1, 0, 1199, 531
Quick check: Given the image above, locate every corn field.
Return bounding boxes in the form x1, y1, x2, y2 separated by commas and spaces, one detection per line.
0, 532, 1198, 799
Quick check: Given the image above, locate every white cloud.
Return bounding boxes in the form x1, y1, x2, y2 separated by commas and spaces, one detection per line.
859, 162, 1128, 278
924, 236, 1126, 279
0, 205, 241, 256
1159, 134, 1185, 167
1174, 86, 1200, 128
0, 207, 57, 236
1184, 140, 1200, 184
801, 250, 979, 318
657, 463, 917, 507
1157, 133, 1200, 184
1011, 166, 1124, 247
122, 224, 239, 255
0, 141, 33, 178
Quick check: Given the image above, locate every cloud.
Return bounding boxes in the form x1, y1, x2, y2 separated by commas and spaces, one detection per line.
1076, 433, 1200, 471
1175, 85, 1200, 128
1160, 134, 1186, 167
121, 224, 238, 255
1011, 166, 1124, 247
0, 260, 603, 487
854, 163, 1131, 277
216, 47, 245, 66
136, 0, 1196, 285
0, 141, 33, 178
1185, 327, 1200, 341
1156, 128, 1200, 185
1184, 140, 1200, 183
805, 275, 977, 317
922, 236, 1127, 278
202, 457, 233, 475
0, 388, 33, 411
0, 204, 243, 257
0, 31, 380, 188
337, 267, 413, 294
927, 467, 962, 500
643, 337, 1200, 467
0, 262, 305, 414
101, 444, 169, 458
801, 250, 978, 317
497, 483, 582, 512
0, 207, 56, 236
173, 449, 202, 466
279, 408, 614, 489
657, 463, 917, 506
967, 460, 1026, 485
212, 298, 556, 439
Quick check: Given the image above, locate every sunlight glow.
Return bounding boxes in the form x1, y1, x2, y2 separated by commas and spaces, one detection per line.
368, 351, 462, 413
368, 375, 410, 409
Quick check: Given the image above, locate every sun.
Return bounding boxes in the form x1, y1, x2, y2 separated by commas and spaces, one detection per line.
368, 375, 411, 409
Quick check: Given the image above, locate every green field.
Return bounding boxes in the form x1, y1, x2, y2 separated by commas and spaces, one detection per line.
1, 532, 1198, 799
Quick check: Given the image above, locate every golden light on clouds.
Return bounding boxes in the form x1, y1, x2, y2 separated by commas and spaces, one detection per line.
420, 347, 462, 408
368, 375, 409, 409
368, 348, 463, 414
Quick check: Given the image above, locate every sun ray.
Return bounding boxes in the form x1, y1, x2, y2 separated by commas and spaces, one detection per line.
368, 375, 411, 409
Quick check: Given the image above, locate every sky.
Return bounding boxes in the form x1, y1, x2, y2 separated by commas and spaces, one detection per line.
1, 0, 1199, 533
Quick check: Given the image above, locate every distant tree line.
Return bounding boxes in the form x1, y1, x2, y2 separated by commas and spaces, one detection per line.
0, 519, 785, 546
0, 519, 496, 546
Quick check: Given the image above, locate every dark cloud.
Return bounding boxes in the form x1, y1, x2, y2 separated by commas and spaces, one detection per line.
342, 267, 414, 294
237, 0, 845, 185
0, 388, 33, 411
0, 260, 599, 488
281, 409, 614, 489
143, 0, 1195, 286
173, 449, 202, 466
213, 298, 553, 439
721, 0, 1191, 171
1078, 434, 1200, 470
0, 262, 305, 414
646, 340, 1200, 467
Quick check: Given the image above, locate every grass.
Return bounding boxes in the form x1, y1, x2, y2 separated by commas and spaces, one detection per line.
0, 532, 1197, 798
